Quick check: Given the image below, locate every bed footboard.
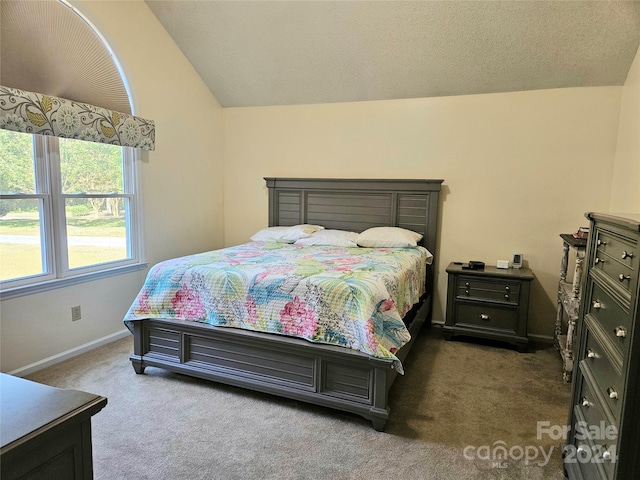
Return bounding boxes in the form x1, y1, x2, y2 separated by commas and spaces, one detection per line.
130, 319, 395, 430
129, 296, 429, 431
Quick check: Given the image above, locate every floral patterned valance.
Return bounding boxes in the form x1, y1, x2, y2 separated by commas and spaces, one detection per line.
0, 85, 155, 151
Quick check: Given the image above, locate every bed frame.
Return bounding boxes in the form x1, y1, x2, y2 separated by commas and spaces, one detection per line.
128, 178, 443, 431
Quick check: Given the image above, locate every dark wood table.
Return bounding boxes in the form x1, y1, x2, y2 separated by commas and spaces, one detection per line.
0, 373, 107, 480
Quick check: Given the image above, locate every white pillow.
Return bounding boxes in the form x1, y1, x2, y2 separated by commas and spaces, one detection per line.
250, 224, 324, 243
295, 229, 359, 247
356, 227, 423, 248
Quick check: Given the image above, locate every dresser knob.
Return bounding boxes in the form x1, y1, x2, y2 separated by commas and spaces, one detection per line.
618, 273, 631, 282
614, 326, 627, 338
479, 314, 490, 321
465, 282, 470, 287
602, 448, 612, 461
505, 286, 510, 291
504, 294, 510, 299
597, 239, 607, 246
576, 446, 588, 455
607, 387, 619, 400
595, 257, 605, 264
621, 250, 634, 259
586, 349, 597, 359
592, 300, 602, 310
465, 290, 470, 295
581, 397, 592, 407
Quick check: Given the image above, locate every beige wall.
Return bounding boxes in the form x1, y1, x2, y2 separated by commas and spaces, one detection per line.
223, 87, 622, 338
0, 0, 225, 373
610, 44, 640, 213
2, 1, 634, 372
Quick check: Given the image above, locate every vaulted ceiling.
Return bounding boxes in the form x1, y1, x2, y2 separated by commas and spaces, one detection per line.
145, 0, 640, 107
2, 1, 639, 111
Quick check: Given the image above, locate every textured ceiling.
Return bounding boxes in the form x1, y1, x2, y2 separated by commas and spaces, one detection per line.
0, 0, 131, 114
146, 0, 640, 108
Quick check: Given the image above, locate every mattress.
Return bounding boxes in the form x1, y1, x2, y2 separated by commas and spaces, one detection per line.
124, 242, 432, 373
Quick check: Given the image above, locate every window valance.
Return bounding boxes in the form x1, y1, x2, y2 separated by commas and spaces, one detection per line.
0, 85, 155, 151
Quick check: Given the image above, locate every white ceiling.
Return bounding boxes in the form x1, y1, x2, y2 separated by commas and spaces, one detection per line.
145, 0, 640, 108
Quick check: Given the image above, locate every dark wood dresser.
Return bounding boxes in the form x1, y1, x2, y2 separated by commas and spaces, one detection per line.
444, 262, 534, 351
565, 213, 640, 480
0, 373, 107, 480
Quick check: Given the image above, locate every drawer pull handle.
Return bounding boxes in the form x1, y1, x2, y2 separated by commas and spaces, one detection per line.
597, 239, 607, 246
581, 397, 592, 407
504, 294, 510, 299
479, 314, 490, 321
614, 326, 627, 338
465, 290, 470, 295
607, 387, 619, 400
576, 446, 588, 455
465, 282, 470, 287
505, 286, 510, 291
621, 250, 634, 259
592, 300, 602, 310
618, 273, 631, 282
602, 448, 612, 461
586, 349, 597, 359
595, 257, 605, 264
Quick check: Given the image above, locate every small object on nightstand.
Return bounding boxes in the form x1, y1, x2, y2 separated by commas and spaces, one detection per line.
444, 262, 534, 352
512, 253, 523, 269
461, 261, 485, 270
497, 260, 510, 269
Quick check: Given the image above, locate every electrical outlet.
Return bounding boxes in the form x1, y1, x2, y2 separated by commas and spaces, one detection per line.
71, 305, 82, 321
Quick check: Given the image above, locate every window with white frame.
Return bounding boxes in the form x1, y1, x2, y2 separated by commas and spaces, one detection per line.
0, 129, 143, 293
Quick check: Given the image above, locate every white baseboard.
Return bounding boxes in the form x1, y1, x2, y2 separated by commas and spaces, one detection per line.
9, 329, 131, 377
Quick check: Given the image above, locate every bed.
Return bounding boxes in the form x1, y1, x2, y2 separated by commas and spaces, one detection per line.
126, 178, 443, 431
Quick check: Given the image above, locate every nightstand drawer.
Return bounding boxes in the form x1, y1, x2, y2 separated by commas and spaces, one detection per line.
456, 277, 520, 304
454, 302, 518, 333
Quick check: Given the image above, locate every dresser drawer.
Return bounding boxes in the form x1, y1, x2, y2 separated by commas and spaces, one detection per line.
456, 277, 520, 304
453, 302, 518, 333
585, 282, 632, 359
582, 328, 624, 421
592, 229, 637, 297
594, 228, 638, 272
574, 375, 618, 480
571, 427, 617, 480
569, 452, 604, 480
591, 259, 637, 298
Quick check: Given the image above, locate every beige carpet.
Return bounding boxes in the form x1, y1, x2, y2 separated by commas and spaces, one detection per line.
27, 326, 571, 480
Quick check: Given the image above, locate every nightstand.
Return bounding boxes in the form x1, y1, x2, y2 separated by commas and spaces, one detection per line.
444, 262, 534, 352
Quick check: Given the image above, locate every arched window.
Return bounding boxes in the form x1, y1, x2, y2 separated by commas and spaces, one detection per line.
0, 0, 152, 297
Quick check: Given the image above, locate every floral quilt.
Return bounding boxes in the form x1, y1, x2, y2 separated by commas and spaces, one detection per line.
124, 242, 432, 373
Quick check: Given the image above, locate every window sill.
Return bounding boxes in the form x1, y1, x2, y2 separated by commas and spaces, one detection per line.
0, 262, 148, 301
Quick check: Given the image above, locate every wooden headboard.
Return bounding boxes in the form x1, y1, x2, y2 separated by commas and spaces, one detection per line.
265, 177, 443, 260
